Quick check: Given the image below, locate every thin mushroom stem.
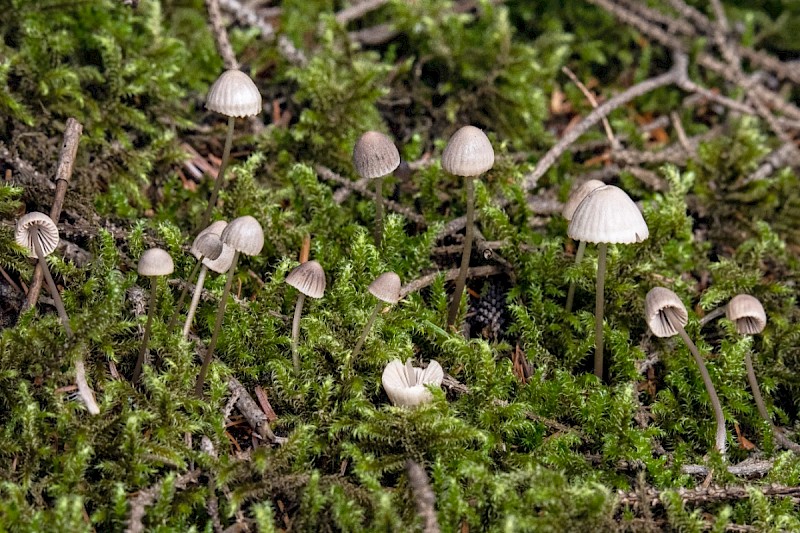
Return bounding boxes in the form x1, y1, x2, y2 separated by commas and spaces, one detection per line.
291, 293, 306, 375
133, 278, 158, 384
593, 242, 607, 379
744, 351, 773, 428
447, 177, 475, 327
195, 250, 239, 396
374, 176, 384, 247
351, 302, 382, 361
199, 116, 235, 230
167, 259, 203, 332
33, 233, 73, 338
565, 240, 586, 313
699, 305, 727, 326
75, 358, 100, 415
182, 265, 209, 340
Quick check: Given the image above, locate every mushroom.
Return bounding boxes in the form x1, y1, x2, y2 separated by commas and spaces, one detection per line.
567, 184, 648, 379
198, 70, 262, 229
353, 131, 400, 247
562, 179, 605, 313
645, 287, 726, 455
351, 272, 402, 360
381, 359, 444, 407
285, 260, 326, 374
442, 126, 495, 327
195, 215, 264, 396
133, 248, 175, 384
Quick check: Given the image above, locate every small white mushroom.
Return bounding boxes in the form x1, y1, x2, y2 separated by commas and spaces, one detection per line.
382, 359, 444, 407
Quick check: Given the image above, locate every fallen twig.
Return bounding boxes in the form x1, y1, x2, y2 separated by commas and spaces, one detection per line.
681, 458, 773, 478
218, 0, 306, 66
335, 0, 389, 25
227, 375, 286, 445
125, 470, 202, 533
399, 265, 503, 298
406, 460, 440, 533
206, 0, 239, 70
617, 480, 799, 509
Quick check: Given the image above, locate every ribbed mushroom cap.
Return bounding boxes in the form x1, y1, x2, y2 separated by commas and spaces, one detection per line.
567, 185, 649, 244
199, 220, 228, 238
368, 272, 402, 304
353, 131, 400, 179
441, 125, 495, 177
138, 248, 175, 277
15, 212, 59, 258
206, 70, 262, 118
286, 260, 326, 299
381, 359, 444, 407
203, 244, 235, 274
563, 179, 605, 221
221, 215, 264, 256
645, 287, 688, 338
191, 232, 223, 261
726, 294, 767, 335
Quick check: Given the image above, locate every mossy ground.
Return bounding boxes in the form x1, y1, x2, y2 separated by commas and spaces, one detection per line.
2, 0, 800, 531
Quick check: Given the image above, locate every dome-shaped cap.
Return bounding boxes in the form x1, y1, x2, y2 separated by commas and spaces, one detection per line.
15, 211, 59, 258
567, 185, 649, 244
353, 131, 400, 179
726, 294, 767, 335
286, 260, 326, 299
381, 359, 443, 407
138, 248, 175, 277
645, 287, 688, 338
191, 232, 223, 261
369, 272, 402, 304
563, 179, 605, 221
203, 243, 236, 274
221, 215, 264, 256
206, 69, 262, 118
441, 126, 495, 177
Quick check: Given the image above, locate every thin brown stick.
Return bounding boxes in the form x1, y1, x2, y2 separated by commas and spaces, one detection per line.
335, 0, 389, 25
617, 480, 798, 509
206, 0, 239, 70
227, 376, 284, 444
399, 265, 502, 298
561, 66, 618, 148
406, 460, 440, 533
218, 0, 307, 66
125, 470, 202, 533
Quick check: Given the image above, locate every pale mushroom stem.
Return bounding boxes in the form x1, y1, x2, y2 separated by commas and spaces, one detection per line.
447, 177, 475, 327
743, 351, 772, 428
133, 278, 158, 384
33, 234, 73, 338
374, 177, 384, 247
593, 242, 607, 379
698, 305, 727, 327
291, 293, 306, 375
352, 302, 382, 360
565, 240, 586, 313
199, 116, 236, 230
167, 259, 203, 333
182, 265, 208, 340
195, 250, 239, 396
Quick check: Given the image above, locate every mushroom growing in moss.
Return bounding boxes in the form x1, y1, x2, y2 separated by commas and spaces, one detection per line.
353, 131, 400, 247
382, 359, 444, 407
351, 272, 401, 361
133, 248, 174, 384
285, 260, 326, 375
562, 179, 605, 313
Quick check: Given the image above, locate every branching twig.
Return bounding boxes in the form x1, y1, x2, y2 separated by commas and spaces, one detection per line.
226, 375, 285, 444
206, 0, 239, 70
126, 470, 202, 533
406, 461, 440, 533
218, 0, 307, 66
399, 265, 503, 298
335, 0, 389, 25
617, 480, 798, 509
561, 66, 619, 149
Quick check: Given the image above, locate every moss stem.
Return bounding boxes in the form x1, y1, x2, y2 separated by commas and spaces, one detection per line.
291, 293, 306, 375
182, 265, 208, 340
593, 242, 607, 379
168, 259, 203, 333
565, 240, 586, 313
448, 177, 475, 327
374, 176, 384, 247
351, 302, 382, 361
199, 116, 235, 230
133, 279, 158, 384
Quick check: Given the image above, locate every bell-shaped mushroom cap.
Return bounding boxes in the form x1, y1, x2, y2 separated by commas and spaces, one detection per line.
567, 185, 649, 244
199, 220, 228, 238
645, 287, 688, 338
286, 260, 326, 299
206, 69, 262, 118
441, 125, 495, 177
382, 359, 444, 407
221, 215, 264, 256
138, 248, 175, 277
15, 211, 59, 258
353, 131, 401, 179
191, 232, 223, 261
726, 294, 767, 335
203, 244, 236, 274
369, 272, 402, 304
563, 179, 605, 221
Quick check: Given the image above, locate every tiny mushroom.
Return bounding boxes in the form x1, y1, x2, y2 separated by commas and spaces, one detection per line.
382, 359, 444, 407
351, 272, 402, 361
133, 248, 175, 384
285, 260, 326, 374
562, 179, 605, 313
353, 131, 401, 246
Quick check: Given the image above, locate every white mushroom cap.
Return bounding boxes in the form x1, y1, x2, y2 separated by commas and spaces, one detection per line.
203, 243, 236, 274
726, 294, 767, 335
563, 179, 605, 221
369, 272, 402, 304
567, 185, 649, 244
138, 248, 175, 277
221, 215, 264, 256
645, 287, 688, 338
191, 232, 223, 261
206, 69, 262, 118
441, 125, 495, 177
15, 211, 59, 258
382, 359, 444, 407
353, 131, 401, 179
286, 260, 326, 299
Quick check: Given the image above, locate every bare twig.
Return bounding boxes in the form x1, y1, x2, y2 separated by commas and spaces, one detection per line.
561, 66, 619, 149
206, 0, 239, 70
399, 265, 503, 298
126, 470, 202, 533
617, 480, 798, 509
406, 461, 440, 533
681, 459, 773, 478
218, 0, 307, 66
336, 0, 389, 25
226, 376, 285, 444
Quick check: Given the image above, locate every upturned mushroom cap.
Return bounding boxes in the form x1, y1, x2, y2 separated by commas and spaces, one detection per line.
381, 359, 444, 407
726, 294, 767, 335
286, 260, 326, 298
203, 244, 236, 274
645, 287, 688, 338
369, 272, 402, 304
221, 215, 264, 256
15, 211, 59, 258
441, 125, 494, 177
138, 248, 175, 277
206, 69, 262, 118
567, 185, 649, 244
191, 232, 223, 261
563, 179, 605, 221
353, 131, 400, 179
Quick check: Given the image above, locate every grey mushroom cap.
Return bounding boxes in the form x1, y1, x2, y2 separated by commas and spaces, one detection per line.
563, 179, 605, 221
645, 287, 688, 338
441, 125, 495, 177
199, 220, 228, 238
567, 185, 649, 244
191, 232, 223, 261
726, 294, 767, 335
206, 69, 262, 118
353, 131, 401, 179
202, 243, 236, 274
138, 248, 175, 277
15, 211, 59, 258
221, 215, 264, 256
368, 272, 402, 304
286, 260, 326, 299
